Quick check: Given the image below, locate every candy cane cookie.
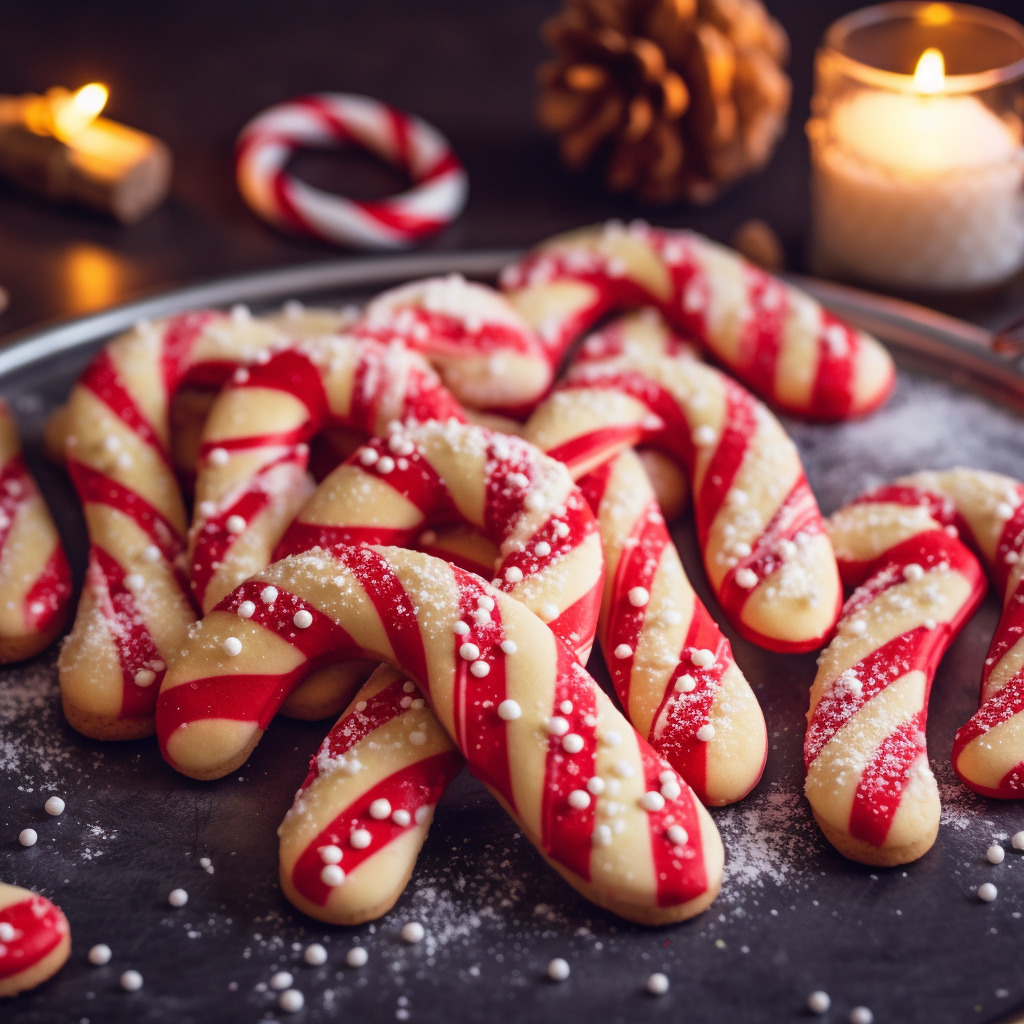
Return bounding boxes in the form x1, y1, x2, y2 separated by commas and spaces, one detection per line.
579, 448, 766, 806
157, 545, 723, 924
0, 401, 73, 663
829, 470, 1024, 800
805, 488, 987, 865
278, 664, 463, 925
188, 334, 465, 614
500, 220, 895, 420
525, 311, 843, 653
354, 276, 556, 417
58, 305, 348, 740
0, 883, 71, 997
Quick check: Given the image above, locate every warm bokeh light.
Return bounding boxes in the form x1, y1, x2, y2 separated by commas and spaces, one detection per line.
52, 83, 108, 142
60, 244, 127, 314
913, 48, 946, 93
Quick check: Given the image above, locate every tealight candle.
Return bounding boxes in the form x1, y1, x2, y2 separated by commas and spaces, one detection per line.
0, 83, 171, 224
808, 3, 1024, 292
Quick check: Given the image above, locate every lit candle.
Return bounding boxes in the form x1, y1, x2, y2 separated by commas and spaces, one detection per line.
809, 4, 1024, 292
0, 83, 172, 224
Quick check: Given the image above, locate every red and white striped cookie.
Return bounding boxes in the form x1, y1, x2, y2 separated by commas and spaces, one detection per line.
354, 276, 556, 417
500, 220, 895, 420
235, 93, 468, 250
525, 311, 843, 653
830, 470, 1024, 800
805, 487, 986, 865
157, 545, 723, 924
0, 883, 71, 997
579, 448, 766, 806
188, 334, 465, 614
0, 402, 73, 663
273, 420, 604, 924
278, 664, 463, 925
274, 419, 603, 664
58, 305, 349, 740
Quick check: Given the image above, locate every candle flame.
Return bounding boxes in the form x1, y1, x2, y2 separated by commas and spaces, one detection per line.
913, 48, 945, 94
52, 83, 109, 142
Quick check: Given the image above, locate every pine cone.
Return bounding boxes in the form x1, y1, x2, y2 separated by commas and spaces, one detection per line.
537, 0, 791, 204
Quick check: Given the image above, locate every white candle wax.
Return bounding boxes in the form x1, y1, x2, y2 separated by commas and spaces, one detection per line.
812, 87, 1024, 289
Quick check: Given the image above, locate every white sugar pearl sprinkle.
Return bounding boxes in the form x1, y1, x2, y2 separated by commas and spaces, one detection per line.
987, 844, 1005, 864
19, 828, 37, 847
666, 824, 689, 846
500, 639, 518, 655
562, 733, 585, 754
350, 829, 372, 849
237, 600, 256, 619
535, 541, 551, 557
222, 636, 242, 657
225, 515, 246, 534
646, 972, 670, 995
293, 609, 313, 629
369, 798, 392, 820
547, 716, 570, 736
660, 778, 682, 801
477, 596, 495, 611
321, 864, 345, 887
696, 723, 716, 742
849, 1007, 873, 1024
120, 970, 144, 992
628, 586, 650, 607
319, 844, 343, 864
168, 888, 188, 907
640, 791, 666, 812
497, 700, 522, 721
270, 971, 294, 990
346, 947, 369, 968
470, 660, 490, 678
978, 882, 998, 902
504, 566, 524, 584
279, 989, 304, 1013
88, 944, 112, 966
807, 990, 831, 1014
690, 648, 716, 668
376, 455, 396, 474
735, 567, 758, 590
134, 668, 156, 687
392, 809, 412, 827
587, 776, 606, 795
207, 447, 229, 466
614, 643, 633, 659
675, 674, 697, 693
260, 585, 278, 605
567, 789, 591, 809
304, 943, 328, 966
903, 563, 925, 581
453, 620, 470, 636
123, 573, 145, 592
45, 796, 65, 816
459, 642, 480, 661
547, 958, 570, 982
400, 921, 425, 944
1012, 831, 1024, 850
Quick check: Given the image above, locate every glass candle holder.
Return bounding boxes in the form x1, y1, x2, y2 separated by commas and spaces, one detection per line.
808, 2, 1024, 293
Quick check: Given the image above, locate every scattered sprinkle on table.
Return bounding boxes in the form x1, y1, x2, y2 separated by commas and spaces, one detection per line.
807, 991, 831, 1014
44, 796, 65, 816
168, 888, 188, 907
88, 944, 112, 966
547, 957, 570, 982
1012, 830, 1024, 851
346, 947, 369, 968
270, 971, 294, 990
18, 828, 37, 847
400, 922, 425, 944
304, 942, 328, 966
978, 882, 998, 902
279, 988, 304, 1013
646, 972, 669, 995
120, 969, 144, 992
987, 844, 1005, 865
849, 1006, 873, 1024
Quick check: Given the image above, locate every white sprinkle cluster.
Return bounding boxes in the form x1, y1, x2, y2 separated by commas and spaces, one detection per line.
735, 567, 759, 590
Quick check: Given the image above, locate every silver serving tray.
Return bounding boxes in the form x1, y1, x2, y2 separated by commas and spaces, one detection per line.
3, 255, 1023, 1024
